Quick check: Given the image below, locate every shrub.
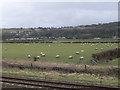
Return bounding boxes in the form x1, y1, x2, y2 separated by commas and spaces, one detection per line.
92, 48, 120, 63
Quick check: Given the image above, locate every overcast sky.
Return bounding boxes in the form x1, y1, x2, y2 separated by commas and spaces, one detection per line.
1, 2, 118, 28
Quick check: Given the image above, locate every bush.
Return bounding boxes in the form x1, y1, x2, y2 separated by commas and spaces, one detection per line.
92, 48, 120, 63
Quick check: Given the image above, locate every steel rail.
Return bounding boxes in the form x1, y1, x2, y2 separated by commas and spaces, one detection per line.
1, 76, 119, 89
1, 80, 74, 89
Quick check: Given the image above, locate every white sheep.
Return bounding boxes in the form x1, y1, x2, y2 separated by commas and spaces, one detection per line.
75, 51, 80, 55
56, 55, 60, 58
80, 56, 84, 60
40, 52, 43, 54
37, 56, 40, 59
68, 56, 73, 59
40, 52, 43, 56
95, 48, 98, 50
81, 50, 84, 52
41, 54, 46, 57
28, 55, 31, 58
100, 48, 103, 50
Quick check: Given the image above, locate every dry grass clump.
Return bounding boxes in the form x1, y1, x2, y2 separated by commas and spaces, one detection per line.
2, 60, 119, 77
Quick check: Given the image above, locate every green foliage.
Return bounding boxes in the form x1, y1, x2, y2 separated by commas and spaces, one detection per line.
92, 48, 120, 63
2, 22, 119, 40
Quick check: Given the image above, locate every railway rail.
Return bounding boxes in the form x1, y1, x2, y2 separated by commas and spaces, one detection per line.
1, 76, 119, 89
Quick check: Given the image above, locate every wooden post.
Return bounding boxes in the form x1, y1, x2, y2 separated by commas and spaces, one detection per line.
85, 65, 87, 70
34, 57, 37, 61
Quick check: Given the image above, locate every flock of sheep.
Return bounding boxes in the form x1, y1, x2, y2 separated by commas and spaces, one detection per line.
5, 43, 117, 62
28, 52, 46, 61
27, 50, 84, 61
24, 43, 117, 62
27, 45, 106, 61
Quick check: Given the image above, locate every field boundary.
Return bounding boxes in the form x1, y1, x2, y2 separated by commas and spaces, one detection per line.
1, 40, 120, 43
2, 61, 119, 77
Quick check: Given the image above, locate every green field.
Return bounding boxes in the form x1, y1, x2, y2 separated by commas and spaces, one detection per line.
2, 43, 118, 65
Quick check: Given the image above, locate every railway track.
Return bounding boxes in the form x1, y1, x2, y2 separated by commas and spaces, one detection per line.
1, 76, 119, 89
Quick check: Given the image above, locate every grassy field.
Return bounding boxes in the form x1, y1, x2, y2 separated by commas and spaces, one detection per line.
2, 42, 119, 86
2, 43, 118, 65
54, 39, 118, 42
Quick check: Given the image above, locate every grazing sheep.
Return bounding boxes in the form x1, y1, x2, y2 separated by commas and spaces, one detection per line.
37, 56, 40, 59
56, 55, 60, 58
95, 48, 98, 50
40, 52, 43, 55
80, 56, 84, 60
68, 56, 73, 59
40, 52, 43, 56
40, 52, 45, 57
75, 52, 80, 55
41, 54, 46, 57
100, 48, 103, 50
27, 55, 31, 58
81, 50, 84, 52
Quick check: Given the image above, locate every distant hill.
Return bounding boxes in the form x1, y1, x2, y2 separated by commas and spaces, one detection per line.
2, 22, 119, 40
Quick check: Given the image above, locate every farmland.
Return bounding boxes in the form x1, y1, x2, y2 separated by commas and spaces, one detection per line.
2, 43, 118, 65
2, 41, 120, 87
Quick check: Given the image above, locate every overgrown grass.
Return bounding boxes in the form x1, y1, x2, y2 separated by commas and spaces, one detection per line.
2, 60, 119, 77
1, 69, 118, 85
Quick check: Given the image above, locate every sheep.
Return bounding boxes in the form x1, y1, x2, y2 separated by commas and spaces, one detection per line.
100, 48, 103, 50
81, 50, 84, 52
40, 52, 43, 56
80, 56, 84, 60
56, 55, 60, 58
75, 51, 80, 55
68, 56, 73, 59
40, 52, 46, 57
95, 48, 98, 50
36, 56, 40, 59
40, 52, 43, 55
41, 53, 46, 57
27, 55, 31, 58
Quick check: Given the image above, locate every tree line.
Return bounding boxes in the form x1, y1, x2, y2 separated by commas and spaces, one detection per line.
2, 22, 119, 40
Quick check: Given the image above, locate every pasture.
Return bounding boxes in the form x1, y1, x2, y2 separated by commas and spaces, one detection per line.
2, 43, 118, 65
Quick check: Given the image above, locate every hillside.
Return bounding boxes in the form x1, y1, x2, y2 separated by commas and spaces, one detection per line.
2, 22, 119, 40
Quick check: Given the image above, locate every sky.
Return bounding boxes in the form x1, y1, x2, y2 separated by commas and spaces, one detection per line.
0, 2, 118, 28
